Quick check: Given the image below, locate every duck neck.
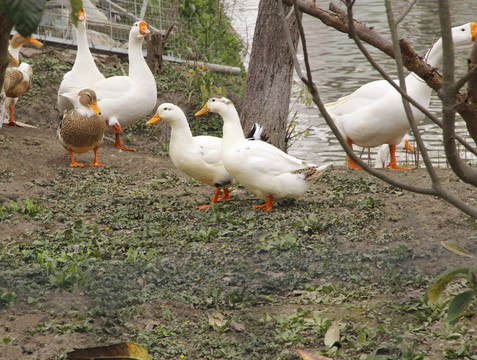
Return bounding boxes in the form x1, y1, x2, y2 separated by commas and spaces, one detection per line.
73, 21, 90, 65
220, 106, 245, 144
8, 45, 20, 64
424, 38, 443, 69
128, 34, 148, 79
406, 38, 443, 97
170, 116, 194, 144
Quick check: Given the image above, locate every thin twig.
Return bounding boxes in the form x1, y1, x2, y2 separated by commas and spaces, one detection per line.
383, 0, 439, 183
395, 0, 418, 25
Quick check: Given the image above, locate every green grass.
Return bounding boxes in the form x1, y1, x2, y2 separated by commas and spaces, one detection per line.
1, 167, 476, 359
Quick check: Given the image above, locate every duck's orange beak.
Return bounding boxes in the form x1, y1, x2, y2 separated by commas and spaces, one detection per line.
471, 22, 477, 42
90, 100, 101, 115
139, 21, 150, 36
78, 8, 86, 22
195, 104, 210, 116
27, 36, 43, 47
146, 113, 162, 125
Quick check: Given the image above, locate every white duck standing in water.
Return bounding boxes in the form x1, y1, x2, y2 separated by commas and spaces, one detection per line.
196, 97, 329, 212
90, 21, 157, 151
57, 8, 105, 114
325, 22, 477, 170
58, 89, 105, 167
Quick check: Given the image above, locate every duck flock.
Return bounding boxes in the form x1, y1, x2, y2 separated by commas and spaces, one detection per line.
2, 8, 476, 211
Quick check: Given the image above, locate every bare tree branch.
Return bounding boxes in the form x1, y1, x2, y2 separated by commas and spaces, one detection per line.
383, 0, 439, 183
437, 0, 477, 187
395, 0, 418, 25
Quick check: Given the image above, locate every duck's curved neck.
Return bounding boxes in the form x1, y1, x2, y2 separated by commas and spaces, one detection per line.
220, 106, 245, 143
170, 116, 194, 142
128, 35, 148, 78
8, 46, 20, 63
405, 38, 443, 95
73, 21, 91, 65
424, 38, 443, 68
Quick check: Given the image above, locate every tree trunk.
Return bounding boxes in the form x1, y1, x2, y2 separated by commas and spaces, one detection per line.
146, 24, 174, 74
0, 14, 14, 93
239, 0, 300, 151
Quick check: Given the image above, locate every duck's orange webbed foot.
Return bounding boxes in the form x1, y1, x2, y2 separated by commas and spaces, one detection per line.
113, 133, 136, 151
253, 196, 274, 212
217, 188, 231, 201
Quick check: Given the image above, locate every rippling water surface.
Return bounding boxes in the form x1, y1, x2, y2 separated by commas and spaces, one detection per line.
226, 0, 476, 166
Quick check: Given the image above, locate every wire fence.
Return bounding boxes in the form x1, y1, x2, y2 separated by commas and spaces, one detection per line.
38, 0, 179, 53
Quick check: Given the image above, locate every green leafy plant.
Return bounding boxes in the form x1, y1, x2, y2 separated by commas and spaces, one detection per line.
427, 266, 477, 323
0, 291, 18, 308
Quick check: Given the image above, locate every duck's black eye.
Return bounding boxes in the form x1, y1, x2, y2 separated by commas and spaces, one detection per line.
462, 28, 465, 31
212, 99, 216, 102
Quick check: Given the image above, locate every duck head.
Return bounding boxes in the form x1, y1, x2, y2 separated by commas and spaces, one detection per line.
147, 103, 185, 125
61, 89, 101, 116
8, 33, 43, 65
195, 97, 233, 116
131, 21, 150, 40
452, 22, 477, 48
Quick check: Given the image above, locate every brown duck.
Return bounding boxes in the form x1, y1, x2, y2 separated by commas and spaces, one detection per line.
3, 63, 33, 126
57, 89, 105, 167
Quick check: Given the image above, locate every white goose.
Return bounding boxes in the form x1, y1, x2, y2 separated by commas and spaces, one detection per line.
90, 21, 157, 151
57, 8, 105, 114
325, 22, 477, 170
196, 97, 329, 212
147, 103, 234, 209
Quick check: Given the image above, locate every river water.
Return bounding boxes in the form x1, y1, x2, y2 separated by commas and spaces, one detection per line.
225, 0, 476, 167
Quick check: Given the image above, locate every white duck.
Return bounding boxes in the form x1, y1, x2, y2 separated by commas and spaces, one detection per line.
325, 22, 477, 170
196, 97, 329, 212
57, 8, 105, 114
90, 21, 157, 151
147, 103, 234, 209
375, 136, 414, 168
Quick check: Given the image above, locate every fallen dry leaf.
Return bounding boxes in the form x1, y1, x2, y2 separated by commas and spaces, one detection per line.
66, 342, 151, 360
324, 323, 340, 348
231, 322, 245, 332
294, 348, 333, 360
441, 241, 475, 258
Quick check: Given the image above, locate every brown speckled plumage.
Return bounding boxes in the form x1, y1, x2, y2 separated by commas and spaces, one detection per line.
291, 165, 328, 181
58, 110, 105, 153
4, 67, 31, 98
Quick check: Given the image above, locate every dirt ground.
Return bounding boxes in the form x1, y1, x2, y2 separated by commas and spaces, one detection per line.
1, 48, 476, 360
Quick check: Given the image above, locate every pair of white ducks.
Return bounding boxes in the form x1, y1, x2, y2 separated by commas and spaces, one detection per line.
326, 21, 477, 170
147, 98, 329, 211
2, 33, 43, 127
57, 9, 156, 166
